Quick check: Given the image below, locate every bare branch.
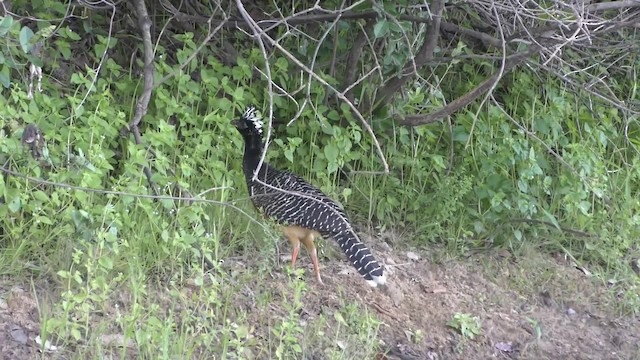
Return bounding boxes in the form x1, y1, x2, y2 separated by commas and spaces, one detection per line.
466, 0, 508, 148
397, 47, 538, 126
586, 0, 640, 12
130, 0, 157, 195
75, 1, 116, 111
440, 21, 502, 48
508, 218, 596, 238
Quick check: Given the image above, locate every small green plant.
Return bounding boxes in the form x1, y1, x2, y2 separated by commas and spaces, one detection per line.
272, 270, 307, 359
526, 317, 543, 340
407, 328, 424, 344
447, 313, 482, 339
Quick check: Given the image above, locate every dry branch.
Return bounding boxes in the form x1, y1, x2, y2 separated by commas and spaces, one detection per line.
130, 0, 158, 195
397, 47, 538, 126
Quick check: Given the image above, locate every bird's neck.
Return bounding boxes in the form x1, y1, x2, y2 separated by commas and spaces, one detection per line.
242, 134, 265, 178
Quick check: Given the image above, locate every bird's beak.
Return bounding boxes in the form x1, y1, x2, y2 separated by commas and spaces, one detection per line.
231, 119, 242, 128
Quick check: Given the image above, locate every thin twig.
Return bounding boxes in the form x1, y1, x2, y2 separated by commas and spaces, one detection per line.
75, 0, 116, 111
0, 165, 266, 229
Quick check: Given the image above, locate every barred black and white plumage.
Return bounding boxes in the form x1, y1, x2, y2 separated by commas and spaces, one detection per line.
232, 105, 386, 287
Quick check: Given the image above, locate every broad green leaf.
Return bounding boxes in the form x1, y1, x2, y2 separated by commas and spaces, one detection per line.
233, 87, 245, 101
99, 257, 113, 270
284, 148, 294, 162
373, 20, 389, 38
33, 190, 49, 202
8, 196, 21, 213
65, 27, 81, 40
324, 143, 339, 162
0, 15, 13, 37
36, 216, 53, 225
19, 26, 34, 53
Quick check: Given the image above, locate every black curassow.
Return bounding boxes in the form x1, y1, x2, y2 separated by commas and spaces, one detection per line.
232, 106, 386, 287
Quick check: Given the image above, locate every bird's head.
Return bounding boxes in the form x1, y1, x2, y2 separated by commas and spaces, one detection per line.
232, 105, 263, 138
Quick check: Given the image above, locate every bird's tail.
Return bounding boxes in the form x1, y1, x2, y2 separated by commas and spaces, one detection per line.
331, 231, 386, 287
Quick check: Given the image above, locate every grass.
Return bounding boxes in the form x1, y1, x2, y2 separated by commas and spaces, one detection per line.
0, 208, 383, 359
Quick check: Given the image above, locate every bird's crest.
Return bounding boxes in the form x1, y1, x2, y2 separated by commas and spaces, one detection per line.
241, 105, 263, 134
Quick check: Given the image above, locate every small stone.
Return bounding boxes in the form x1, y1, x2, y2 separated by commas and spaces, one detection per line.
407, 251, 420, 261
495, 342, 514, 352
10, 324, 28, 344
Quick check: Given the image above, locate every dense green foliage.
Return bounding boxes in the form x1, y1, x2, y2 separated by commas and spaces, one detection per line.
0, 0, 639, 357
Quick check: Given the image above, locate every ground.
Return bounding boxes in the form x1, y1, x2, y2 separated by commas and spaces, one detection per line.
0, 230, 638, 359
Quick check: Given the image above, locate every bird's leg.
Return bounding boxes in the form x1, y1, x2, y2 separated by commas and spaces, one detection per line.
301, 232, 323, 284
282, 226, 302, 270
290, 239, 300, 270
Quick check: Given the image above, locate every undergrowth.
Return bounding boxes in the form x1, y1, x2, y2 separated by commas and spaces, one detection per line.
0, 1, 639, 358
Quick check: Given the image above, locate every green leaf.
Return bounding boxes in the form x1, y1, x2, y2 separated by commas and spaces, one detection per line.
333, 311, 347, 326
99, 256, 113, 270
37, 216, 53, 225
65, 27, 81, 40
324, 143, 339, 163
19, 26, 34, 53
0, 66, 9, 88
232, 87, 245, 101
0, 15, 13, 37
284, 148, 294, 162
70, 328, 82, 341
8, 196, 21, 213
33, 190, 49, 202
35, 25, 56, 39
327, 161, 338, 174
373, 20, 389, 38
452, 126, 470, 142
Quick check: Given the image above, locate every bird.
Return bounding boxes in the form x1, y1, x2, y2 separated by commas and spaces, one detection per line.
232, 105, 386, 287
